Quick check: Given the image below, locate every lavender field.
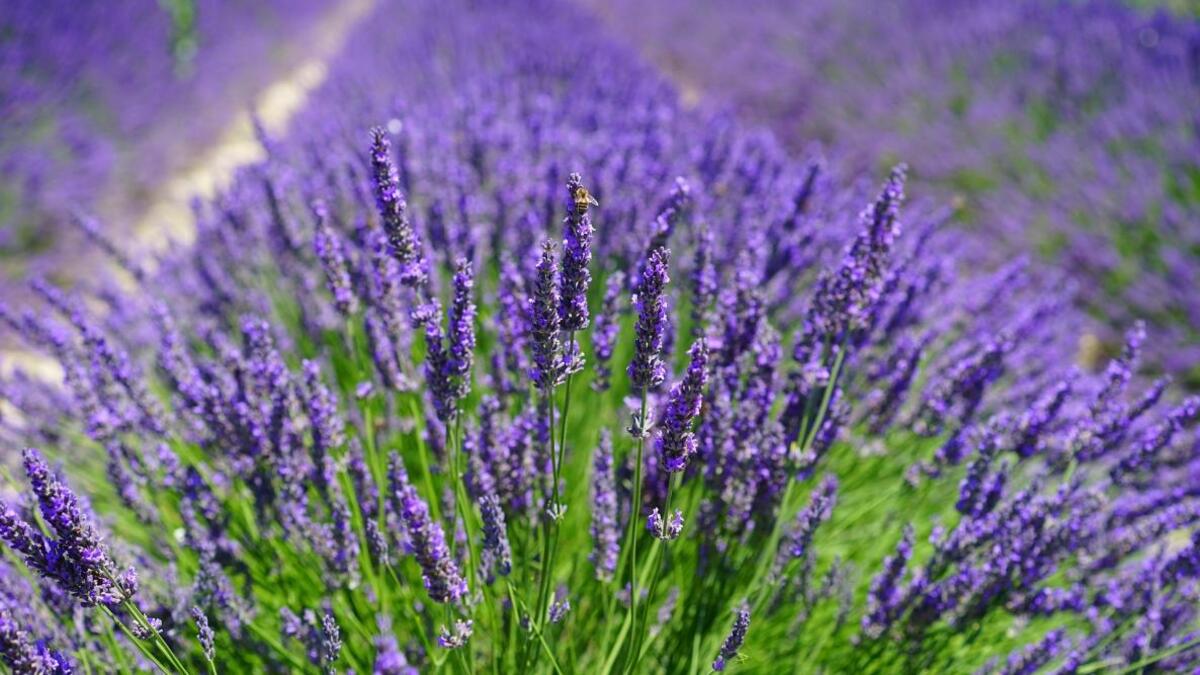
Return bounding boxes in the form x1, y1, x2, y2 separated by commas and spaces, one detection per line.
0, 0, 1197, 673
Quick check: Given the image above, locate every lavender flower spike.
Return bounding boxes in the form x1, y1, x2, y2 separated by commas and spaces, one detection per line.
370, 127, 427, 287
862, 524, 914, 639
479, 493, 513, 578
657, 339, 709, 472
438, 619, 473, 649
2, 449, 126, 606
192, 606, 216, 664
530, 240, 566, 391
312, 199, 359, 317
448, 257, 477, 404
628, 246, 671, 392
0, 606, 54, 674
713, 603, 751, 671
388, 453, 468, 603
784, 474, 838, 561
321, 611, 342, 673
590, 430, 621, 581
647, 508, 684, 540
560, 172, 596, 331
591, 272, 625, 393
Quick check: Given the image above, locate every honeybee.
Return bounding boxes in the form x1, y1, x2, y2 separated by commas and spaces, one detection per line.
572, 186, 600, 215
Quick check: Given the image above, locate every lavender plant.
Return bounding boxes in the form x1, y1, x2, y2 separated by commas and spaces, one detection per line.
1, 0, 1199, 673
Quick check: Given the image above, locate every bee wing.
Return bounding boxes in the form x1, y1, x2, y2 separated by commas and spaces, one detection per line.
587, 193, 600, 207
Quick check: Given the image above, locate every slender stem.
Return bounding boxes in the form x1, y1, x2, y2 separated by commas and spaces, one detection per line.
748, 347, 848, 621
615, 391, 650, 673
446, 417, 481, 674
630, 471, 681, 670
100, 606, 171, 675
532, 332, 579, 667
507, 580, 566, 675
527, 387, 558, 670
127, 600, 191, 675
100, 567, 190, 675
408, 398, 443, 522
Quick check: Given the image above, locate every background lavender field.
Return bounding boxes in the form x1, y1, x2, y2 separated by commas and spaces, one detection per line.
593, 0, 1200, 383
0, 0, 329, 282
0, 1, 1198, 673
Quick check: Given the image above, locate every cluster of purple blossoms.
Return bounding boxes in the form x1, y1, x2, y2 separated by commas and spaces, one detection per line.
530, 241, 567, 392
370, 127, 428, 288
713, 603, 750, 671
3, 0, 1200, 671
560, 173, 596, 332
647, 508, 685, 541
388, 455, 467, 604
628, 246, 671, 395
312, 199, 359, 317
598, 0, 1200, 376
656, 339, 710, 472
0, 603, 72, 674
590, 430, 621, 582
0, 449, 130, 607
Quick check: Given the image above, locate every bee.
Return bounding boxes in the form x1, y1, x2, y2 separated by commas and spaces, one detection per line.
572, 186, 600, 215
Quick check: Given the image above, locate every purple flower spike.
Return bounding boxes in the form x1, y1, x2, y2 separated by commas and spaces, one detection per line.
448, 257, 477, 403
388, 454, 467, 603
192, 606, 216, 664
0, 605, 59, 674
369, 127, 427, 287
656, 339, 709, 472
862, 524, 914, 639
479, 493, 512, 578
647, 508, 684, 541
437, 619, 473, 649
311, 199, 358, 317
628, 246, 671, 393
0, 449, 125, 607
530, 241, 566, 391
712, 603, 750, 672
689, 225, 717, 337
591, 272, 625, 393
784, 474, 838, 561
590, 430, 621, 581
560, 172, 596, 331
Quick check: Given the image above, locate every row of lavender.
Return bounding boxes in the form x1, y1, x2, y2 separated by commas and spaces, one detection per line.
0, 0, 1198, 672
0, 0, 327, 279
593, 0, 1200, 382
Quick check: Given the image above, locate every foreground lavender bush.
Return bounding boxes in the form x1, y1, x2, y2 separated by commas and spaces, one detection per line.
1, 0, 1199, 672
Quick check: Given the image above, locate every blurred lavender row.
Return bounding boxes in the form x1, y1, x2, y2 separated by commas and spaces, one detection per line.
0, 0, 329, 280
592, 0, 1200, 381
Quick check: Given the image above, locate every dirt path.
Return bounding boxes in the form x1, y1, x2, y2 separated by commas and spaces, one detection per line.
135, 0, 374, 249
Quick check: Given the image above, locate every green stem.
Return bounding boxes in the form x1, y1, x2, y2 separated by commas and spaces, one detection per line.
611, 390, 649, 674
507, 580, 566, 675
534, 337, 578, 659
630, 471, 681, 670
527, 386, 559, 671
446, 417, 480, 674
408, 398, 443, 522
246, 619, 311, 671
100, 606, 171, 675
1113, 633, 1200, 675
